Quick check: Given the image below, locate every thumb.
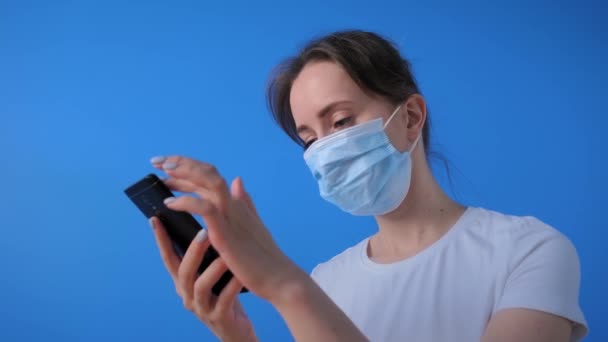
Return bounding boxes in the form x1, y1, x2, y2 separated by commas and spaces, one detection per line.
230, 177, 258, 215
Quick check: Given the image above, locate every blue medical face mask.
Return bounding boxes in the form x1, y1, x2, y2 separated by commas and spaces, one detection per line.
303, 104, 420, 216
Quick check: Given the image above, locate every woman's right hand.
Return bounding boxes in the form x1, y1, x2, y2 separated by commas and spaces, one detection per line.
149, 217, 257, 342
146, 155, 368, 342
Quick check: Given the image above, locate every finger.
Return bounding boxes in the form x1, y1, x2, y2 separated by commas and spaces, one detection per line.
164, 195, 216, 217
164, 195, 233, 255
150, 217, 181, 280
192, 258, 229, 314
160, 156, 231, 214
164, 177, 196, 192
193, 197, 232, 255
230, 177, 258, 216
164, 177, 216, 200
177, 229, 210, 306
150, 156, 168, 169
213, 276, 243, 318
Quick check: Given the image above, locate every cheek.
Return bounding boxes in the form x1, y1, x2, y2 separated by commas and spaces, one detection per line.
385, 124, 409, 152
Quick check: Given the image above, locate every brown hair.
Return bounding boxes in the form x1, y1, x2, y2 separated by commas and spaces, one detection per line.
266, 30, 431, 153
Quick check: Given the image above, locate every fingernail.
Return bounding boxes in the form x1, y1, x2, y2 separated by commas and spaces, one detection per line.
164, 197, 176, 205
150, 156, 167, 164
163, 161, 177, 170
149, 218, 156, 229
195, 229, 208, 242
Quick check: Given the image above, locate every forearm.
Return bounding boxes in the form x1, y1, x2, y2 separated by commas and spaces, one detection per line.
270, 270, 368, 342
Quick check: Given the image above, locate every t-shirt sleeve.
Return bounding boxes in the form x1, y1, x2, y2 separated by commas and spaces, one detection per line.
495, 217, 588, 341
310, 261, 339, 297
310, 263, 328, 288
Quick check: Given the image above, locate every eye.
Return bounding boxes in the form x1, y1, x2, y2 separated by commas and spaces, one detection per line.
304, 138, 317, 150
333, 116, 353, 129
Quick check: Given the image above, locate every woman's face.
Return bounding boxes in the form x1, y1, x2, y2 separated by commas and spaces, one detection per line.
289, 60, 417, 152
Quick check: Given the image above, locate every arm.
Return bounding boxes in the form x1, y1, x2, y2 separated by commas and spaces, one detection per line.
483, 218, 587, 341
270, 270, 369, 342
156, 155, 367, 342
482, 309, 572, 342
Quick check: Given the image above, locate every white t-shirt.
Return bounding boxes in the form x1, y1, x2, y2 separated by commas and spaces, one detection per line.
311, 207, 588, 342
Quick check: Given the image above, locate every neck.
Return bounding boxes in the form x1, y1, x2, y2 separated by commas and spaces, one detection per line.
369, 151, 466, 263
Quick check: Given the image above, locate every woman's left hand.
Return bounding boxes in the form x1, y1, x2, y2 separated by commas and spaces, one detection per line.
151, 155, 305, 303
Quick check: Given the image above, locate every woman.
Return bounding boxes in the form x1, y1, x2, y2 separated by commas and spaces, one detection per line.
148, 30, 587, 341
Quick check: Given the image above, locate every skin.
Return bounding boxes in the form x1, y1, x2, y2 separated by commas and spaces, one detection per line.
147, 60, 574, 341
149, 162, 366, 342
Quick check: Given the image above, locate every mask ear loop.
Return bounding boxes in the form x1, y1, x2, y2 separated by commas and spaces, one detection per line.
409, 132, 422, 153
383, 104, 422, 154
383, 104, 402, 129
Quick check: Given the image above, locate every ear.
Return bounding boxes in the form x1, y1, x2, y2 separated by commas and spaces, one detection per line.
404, 94, 427, 144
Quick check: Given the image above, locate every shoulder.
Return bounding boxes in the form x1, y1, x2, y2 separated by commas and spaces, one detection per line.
468, 207, 576, 254
454, 207, 581, 299
480, 207, 582, 289
479, 207, 581, 287
473, 208, 587, 339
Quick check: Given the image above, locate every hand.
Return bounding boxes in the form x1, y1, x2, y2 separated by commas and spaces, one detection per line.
150, 218, 257, 342
151, 155, 303, 303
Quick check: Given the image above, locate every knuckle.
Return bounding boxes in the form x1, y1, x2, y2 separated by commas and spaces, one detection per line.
168, 156, 183, 168
177, 266, 186, 283
182, 298, 193, 311
193, 278, 207, 297
176, 278, 189, 298
207, 312, 219, 326
193, 306, 205, 321
179, 196, 192, 207
182, 291, 193, 305
214, 301, 227, 316
203, 164, 218, 175
210, 176, 226, 190
188, 162, 198, 173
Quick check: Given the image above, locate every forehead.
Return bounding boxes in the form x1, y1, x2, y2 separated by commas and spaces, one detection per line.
289, 61, 367, 125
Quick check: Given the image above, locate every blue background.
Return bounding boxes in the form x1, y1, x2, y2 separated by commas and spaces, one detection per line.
1, 0, 606, 341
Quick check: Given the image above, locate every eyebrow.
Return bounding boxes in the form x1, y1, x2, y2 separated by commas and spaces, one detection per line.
296, 100, 353, 135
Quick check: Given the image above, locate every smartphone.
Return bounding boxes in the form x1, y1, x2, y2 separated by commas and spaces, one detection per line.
124, 173, 247, 296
